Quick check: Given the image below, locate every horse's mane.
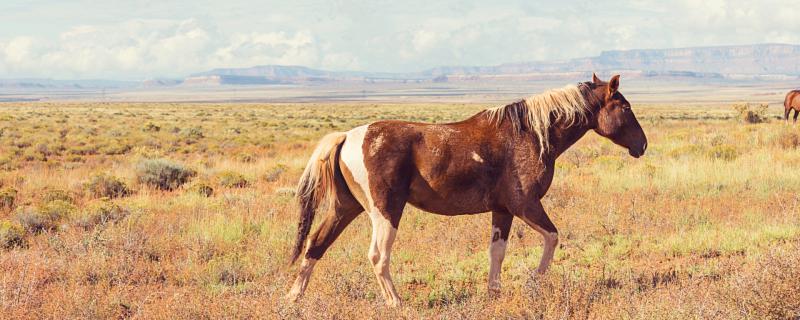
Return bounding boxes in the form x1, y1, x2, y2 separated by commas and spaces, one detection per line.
484, 84, 592, 153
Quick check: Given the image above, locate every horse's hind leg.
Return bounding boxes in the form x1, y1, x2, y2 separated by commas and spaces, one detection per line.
367, 210, 402, 307
488, 210, 513, 294
286, 193, 363, 301
513, 201, 558, 274
794, 109, 799, 123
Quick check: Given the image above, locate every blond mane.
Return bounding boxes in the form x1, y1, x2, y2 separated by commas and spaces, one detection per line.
485, 84, 590, 154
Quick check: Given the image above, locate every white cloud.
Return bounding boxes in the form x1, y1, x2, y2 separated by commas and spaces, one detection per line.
0, 19, 333, 79
1, 0, 799, 79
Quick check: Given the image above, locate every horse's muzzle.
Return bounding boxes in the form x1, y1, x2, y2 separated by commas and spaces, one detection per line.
628, 141, 647, 158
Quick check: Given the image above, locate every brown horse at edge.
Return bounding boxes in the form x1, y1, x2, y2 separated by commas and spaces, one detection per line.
785, 90, 800, 123
286, 74, 648, 306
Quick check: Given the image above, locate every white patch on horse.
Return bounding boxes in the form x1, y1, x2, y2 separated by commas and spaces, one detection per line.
471, 151, 484, 163
369, 132, 385, 157
340, 125, 373, 209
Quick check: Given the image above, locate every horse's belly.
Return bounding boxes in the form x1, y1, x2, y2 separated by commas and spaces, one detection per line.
406, 177, 492, 215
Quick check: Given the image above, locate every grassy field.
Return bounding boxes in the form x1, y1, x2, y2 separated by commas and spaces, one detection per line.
0, 101, 798, 319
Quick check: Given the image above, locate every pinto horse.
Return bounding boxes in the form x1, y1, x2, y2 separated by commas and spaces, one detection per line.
286, 74, 647, 306
785, 90, 800, 123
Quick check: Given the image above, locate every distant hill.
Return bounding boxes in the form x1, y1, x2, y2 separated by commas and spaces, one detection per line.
3, 43, 799, 89
0, 78, 139, 89
186, 44, 800, 86
192, 65, 336, 79
424, 44, 800, 76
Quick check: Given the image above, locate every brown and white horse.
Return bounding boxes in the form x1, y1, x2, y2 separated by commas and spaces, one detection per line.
286, 74, 647, 306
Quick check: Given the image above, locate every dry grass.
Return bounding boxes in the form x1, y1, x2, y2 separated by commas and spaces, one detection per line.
0, 102, 798, 319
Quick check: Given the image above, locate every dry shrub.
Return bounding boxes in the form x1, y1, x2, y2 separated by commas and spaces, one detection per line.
84, 173, 131, 198
774, 130, 800, 149
519, 272, 606, 319
264, 164, 287, 182
0, 219, 25, 248
135, 158, 196, 190
0, 186, 17, 210
208, 256, 256, 286
718, 242, 800, 319
733, 103, 769, 124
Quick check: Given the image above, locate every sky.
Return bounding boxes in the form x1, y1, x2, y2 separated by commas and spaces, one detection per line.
1, 0, 798, 80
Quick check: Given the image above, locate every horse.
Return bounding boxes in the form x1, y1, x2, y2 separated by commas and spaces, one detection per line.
785, 90, 800, 123
286, 73, 647, 306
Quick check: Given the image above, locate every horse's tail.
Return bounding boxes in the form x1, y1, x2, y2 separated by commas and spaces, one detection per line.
785, 92, 791, 109
290, 132, 348, 265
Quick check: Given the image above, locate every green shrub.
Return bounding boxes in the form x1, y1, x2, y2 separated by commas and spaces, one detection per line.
22, 149, 46, 162
99, 142, 132, 155
733, 103, 768, 124
0, 155, 15, 170
0, 187, 17, 210
218, 171, 249, 188
0, 220, 25, 248
180, 127, 205, 141
592, 155, 624, 170
707, 144, 739, 161
68, 145, 98, 156
16, 200, 76, 232
667, 144, 704, 159
142, 122, 161, 132
135, 158, 196, 190
237, 153, 256, 163
84, 173, 131, 198
41, 188, 74, 204
65, 154, 84, 163
189, 181, 214, 197
73, 200, 129, 229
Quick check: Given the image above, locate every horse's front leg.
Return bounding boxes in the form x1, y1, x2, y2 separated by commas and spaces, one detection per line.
488, 210, 513, 294
514, 201, 559, 274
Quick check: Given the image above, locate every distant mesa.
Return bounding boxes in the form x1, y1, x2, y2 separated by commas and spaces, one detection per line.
182, 75, 285, 86
179, 43, 800, 86
2, 43, 800, 89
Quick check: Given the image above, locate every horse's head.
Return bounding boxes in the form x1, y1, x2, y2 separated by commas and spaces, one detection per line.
588, 73, 647, 158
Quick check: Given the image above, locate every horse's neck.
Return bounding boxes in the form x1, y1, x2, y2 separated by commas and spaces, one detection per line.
544, 123, 592, 160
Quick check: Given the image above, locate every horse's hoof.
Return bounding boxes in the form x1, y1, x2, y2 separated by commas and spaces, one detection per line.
284, 292, 301, 303
385, 300, 402, 308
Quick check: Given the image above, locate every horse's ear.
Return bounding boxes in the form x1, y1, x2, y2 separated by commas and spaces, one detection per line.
608, 74, 620, 95
592, 72, 601, 84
